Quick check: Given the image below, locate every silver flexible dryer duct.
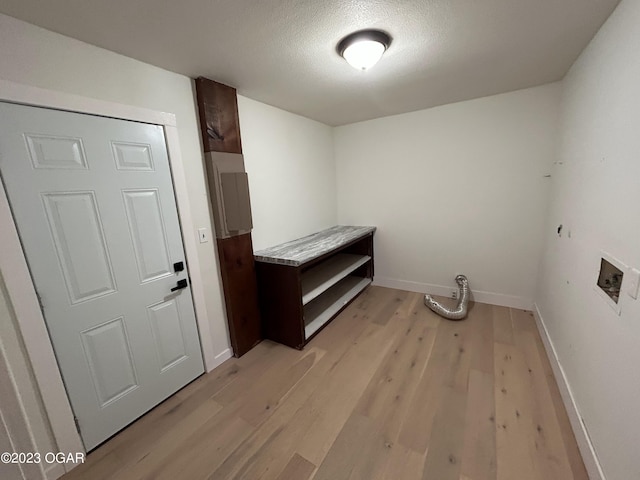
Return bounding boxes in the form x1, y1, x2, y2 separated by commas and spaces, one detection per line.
424, 275, 470, 320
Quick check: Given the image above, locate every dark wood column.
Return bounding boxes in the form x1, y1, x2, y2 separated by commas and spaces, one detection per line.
195, 78, 242, 154
195, 77, 261, 357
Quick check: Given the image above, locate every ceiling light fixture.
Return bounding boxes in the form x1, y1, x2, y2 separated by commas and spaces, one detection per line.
337, 29, 392, 71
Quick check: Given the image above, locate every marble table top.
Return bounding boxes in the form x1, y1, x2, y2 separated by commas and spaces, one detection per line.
254, 225, 376, 266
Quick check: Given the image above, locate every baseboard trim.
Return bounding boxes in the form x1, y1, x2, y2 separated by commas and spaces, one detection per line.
373, 276, 532, 310
206, 348, 233, 373
533, 304, 606, 480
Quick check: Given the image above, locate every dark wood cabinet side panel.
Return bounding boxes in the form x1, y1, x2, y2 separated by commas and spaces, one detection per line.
255, 262, 305, 349
216, 234, 262, 356
195, 77, 242, 154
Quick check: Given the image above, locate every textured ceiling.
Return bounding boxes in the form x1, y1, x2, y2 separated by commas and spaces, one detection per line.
0, 0, 620, 126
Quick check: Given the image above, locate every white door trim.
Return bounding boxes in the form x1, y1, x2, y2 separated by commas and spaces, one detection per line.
0, 78, 219, 471
0, 326, 49, 480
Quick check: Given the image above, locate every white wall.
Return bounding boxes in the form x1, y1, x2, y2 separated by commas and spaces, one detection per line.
238, 96, 336, 251
335, 84, 561, 308
535, 0, 640, 478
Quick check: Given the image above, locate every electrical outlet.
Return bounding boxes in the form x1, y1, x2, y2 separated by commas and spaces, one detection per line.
451, 290, 458, 299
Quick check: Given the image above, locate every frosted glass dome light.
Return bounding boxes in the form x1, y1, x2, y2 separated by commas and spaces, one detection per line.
343, 40, 386, 70
337, 30, 392, 71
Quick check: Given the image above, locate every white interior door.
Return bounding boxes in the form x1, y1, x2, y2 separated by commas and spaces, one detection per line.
0, 102, 204, 450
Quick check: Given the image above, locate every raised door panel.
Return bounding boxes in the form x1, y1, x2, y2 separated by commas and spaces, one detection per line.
112, 141, 155, 171
122, 189, 172, 284
42, 191, 117, 304
25, 133, 88, 170
80, 317, 139, 408
147, 299, 188, 372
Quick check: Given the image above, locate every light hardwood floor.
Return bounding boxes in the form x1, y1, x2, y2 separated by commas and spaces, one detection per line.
62, 286, 588, 480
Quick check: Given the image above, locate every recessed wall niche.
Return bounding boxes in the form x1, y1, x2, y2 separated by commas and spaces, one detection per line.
597, 257, 624, 304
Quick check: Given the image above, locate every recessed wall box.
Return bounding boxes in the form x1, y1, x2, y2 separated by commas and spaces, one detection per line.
595, 251, 628, 315
597, 258, 623, 303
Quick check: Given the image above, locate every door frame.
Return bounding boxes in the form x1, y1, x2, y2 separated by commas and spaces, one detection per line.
0, 330, 47, 480
0, 78, 225, 470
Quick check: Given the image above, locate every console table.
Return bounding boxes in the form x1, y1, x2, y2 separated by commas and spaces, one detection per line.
254, 225, 375, 349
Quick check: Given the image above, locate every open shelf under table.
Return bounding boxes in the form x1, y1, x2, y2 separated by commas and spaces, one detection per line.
304, 275, 371, 339
301, 253, 371, 305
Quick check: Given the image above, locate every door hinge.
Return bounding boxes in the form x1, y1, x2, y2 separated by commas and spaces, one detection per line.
74, 416, 81, 433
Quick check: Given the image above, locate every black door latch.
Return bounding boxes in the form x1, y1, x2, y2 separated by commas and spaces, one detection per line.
170, 279, 188, 292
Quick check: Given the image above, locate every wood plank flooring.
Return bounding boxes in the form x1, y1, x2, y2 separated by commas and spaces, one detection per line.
62, 286, 587, 480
